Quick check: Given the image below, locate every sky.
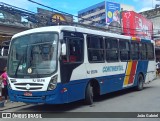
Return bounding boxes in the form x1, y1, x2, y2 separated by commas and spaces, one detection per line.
0, 0, 160, 16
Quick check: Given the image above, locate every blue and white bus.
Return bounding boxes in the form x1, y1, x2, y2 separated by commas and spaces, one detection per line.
7, 26, 156, 105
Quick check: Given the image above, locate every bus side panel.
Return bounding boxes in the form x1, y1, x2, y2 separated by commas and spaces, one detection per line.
134, 60, 148, 86
145, 60, 156, 82
61, 63, 88, 103
65, 79, 88, 103
100, 74, 125, 95
100, 62, 127, 94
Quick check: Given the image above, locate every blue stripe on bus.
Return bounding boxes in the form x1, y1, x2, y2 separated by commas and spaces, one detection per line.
141, 39, 151, 43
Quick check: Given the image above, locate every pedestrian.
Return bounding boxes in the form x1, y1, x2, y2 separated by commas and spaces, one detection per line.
0, 81, 2, 101
0, 67, 8, 103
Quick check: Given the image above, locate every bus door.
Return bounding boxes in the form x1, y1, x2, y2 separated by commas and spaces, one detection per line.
144, 43, 156, 82
60, 31, 85, 102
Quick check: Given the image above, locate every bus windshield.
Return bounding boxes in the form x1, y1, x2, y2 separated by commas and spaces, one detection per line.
8, 32, 58, 78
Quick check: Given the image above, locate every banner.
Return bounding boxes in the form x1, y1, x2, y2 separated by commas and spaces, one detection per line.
106, 1, 121, 24
122, 11, 153, 39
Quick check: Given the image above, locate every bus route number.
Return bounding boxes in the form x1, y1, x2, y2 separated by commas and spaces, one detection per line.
87, 70, 98, 74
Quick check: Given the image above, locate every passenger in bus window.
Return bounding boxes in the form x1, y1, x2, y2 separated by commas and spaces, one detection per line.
69, 45, 77, 62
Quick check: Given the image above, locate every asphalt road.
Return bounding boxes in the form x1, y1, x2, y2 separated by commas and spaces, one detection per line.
1, 77, 160, 121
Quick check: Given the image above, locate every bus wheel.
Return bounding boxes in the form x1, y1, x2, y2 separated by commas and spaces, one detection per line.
85, 83, 93, 105
136, 74, 144, 91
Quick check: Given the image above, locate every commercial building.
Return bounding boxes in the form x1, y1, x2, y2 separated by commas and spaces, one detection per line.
0, 2, 73, 45
140, 8, 160, 61
78, 1, 135, 26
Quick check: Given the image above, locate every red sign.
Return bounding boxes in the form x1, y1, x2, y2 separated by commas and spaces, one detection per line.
122, 11, 153, 39
24, 92, 32, 96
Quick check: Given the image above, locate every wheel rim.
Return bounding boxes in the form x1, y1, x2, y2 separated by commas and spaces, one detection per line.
139, 76, 143, 89
90, 86, 93, 101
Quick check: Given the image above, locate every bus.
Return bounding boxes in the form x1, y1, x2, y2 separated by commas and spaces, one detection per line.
7, 26, 156, 105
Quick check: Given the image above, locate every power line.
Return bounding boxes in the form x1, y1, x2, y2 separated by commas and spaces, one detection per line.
0, 0, 159, 37
28, 0, 73, 17
27, 0, 101, 25
27, 0, 160, 35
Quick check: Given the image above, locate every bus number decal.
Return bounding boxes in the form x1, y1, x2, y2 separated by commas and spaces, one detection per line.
87, 70, 98, 74
33, 79, 45, 82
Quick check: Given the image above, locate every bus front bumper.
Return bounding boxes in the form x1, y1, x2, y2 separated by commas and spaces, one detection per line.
8, 89, 67, 104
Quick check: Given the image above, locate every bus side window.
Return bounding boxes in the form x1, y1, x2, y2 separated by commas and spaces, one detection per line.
87, 35, 104, 62
131, 42, 139, 60
69, 39, 83, 62
119, 40, 130, 61
62, 37, 83, 63
140, 43, 147, 60
105, 38, 118, 62
146, 43, 154, 60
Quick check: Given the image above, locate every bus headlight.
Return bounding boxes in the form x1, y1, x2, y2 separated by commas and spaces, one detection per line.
47, 75, 58, 91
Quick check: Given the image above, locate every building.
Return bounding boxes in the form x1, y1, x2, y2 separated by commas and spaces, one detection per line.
37, 8, 73, 26
78, 1, 105, 26
0, 2, 73, 45
140, 8, 160, 37
121, 11, 153, 40
78, 1, 135, 26
140, 8, 160, 61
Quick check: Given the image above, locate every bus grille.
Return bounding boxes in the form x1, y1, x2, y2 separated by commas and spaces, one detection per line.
14, 83, 43, 91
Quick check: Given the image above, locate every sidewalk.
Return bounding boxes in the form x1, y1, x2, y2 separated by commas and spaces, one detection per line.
0, 101, 28, 111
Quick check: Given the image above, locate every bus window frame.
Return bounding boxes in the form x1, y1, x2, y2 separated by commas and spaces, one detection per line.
140, 42, 147, 60
131, 41, 139, 60
119, 39, 130, 62
87, 34, 105, 63
62, 31, 84, 64
105, 37, 119, 63
146, 43, 154, 60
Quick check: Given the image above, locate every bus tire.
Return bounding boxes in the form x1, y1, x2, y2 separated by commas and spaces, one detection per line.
85, 83, 93, 105
136, 74, 144, 91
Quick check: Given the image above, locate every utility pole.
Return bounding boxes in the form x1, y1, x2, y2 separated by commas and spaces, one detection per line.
152, 0, 153, 8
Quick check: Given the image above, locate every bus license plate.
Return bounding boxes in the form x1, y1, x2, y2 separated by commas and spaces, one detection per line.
24, 92, 32, 96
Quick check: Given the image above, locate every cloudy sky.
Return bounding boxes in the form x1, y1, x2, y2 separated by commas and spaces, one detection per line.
0, 0, 160, 15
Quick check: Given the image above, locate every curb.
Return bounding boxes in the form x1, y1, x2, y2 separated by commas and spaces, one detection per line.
0, 101, 5, 107
0, 102, 29, 111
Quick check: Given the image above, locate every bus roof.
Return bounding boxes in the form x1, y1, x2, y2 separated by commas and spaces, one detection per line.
12, 26, 131, 40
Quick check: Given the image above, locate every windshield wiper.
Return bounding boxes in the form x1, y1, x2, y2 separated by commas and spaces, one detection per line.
34, 67, 40, 78
14, 54, 25, 77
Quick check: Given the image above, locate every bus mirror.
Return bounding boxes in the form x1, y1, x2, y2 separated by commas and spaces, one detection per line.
61, 43, 67, 55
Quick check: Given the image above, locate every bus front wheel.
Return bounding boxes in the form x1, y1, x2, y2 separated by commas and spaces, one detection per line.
85, 83, 93, 105
136, 74, 144, 91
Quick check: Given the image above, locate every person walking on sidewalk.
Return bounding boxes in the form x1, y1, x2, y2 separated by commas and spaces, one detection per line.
0, 67, 8, 103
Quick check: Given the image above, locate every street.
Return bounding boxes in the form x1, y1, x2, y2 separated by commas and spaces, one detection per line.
1, 77, 160, 121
